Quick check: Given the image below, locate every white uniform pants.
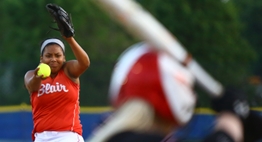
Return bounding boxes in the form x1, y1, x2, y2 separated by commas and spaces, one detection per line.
34, 131, 84, 142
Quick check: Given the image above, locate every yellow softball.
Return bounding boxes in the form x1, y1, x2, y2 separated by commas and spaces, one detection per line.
37, 63, 51, 78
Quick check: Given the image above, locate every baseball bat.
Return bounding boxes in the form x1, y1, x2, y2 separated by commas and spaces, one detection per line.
92, 0, 223, 97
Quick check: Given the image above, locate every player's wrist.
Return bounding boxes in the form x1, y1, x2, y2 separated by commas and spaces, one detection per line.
63, 36, 74, 41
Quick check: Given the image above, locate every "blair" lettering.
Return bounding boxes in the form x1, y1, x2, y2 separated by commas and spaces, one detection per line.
38, 82, 69, 97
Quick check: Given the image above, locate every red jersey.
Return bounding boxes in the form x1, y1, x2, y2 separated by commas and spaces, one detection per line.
30, 69, 82, 138
109, 43, 196, 126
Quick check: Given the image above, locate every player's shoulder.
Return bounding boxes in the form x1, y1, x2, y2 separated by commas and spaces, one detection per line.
24, 70, 35, 76
24, 70, 36, 82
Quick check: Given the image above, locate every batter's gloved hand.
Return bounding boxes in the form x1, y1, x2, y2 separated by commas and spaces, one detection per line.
46, 3, 75, 37
211, 86, 250, 120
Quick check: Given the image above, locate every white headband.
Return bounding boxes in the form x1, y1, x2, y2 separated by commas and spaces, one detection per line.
40, 38, 65, 54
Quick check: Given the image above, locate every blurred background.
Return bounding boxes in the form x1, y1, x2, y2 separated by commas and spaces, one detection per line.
1, 0, 262, 141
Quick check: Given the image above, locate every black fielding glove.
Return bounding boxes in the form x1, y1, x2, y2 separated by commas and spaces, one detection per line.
211, 86, 250, 120
46, 3, 75, 37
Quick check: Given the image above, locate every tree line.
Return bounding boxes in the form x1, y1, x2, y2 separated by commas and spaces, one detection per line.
0, 0, 261, 107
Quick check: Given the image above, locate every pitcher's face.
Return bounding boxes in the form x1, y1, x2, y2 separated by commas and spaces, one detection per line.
40, 44, 65, 74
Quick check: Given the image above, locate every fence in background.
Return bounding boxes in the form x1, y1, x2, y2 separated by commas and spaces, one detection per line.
1, 104, 261, 142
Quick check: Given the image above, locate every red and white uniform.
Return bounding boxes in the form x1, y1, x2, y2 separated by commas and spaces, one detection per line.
109, 42, 197, 126
31, 70, 82, 141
